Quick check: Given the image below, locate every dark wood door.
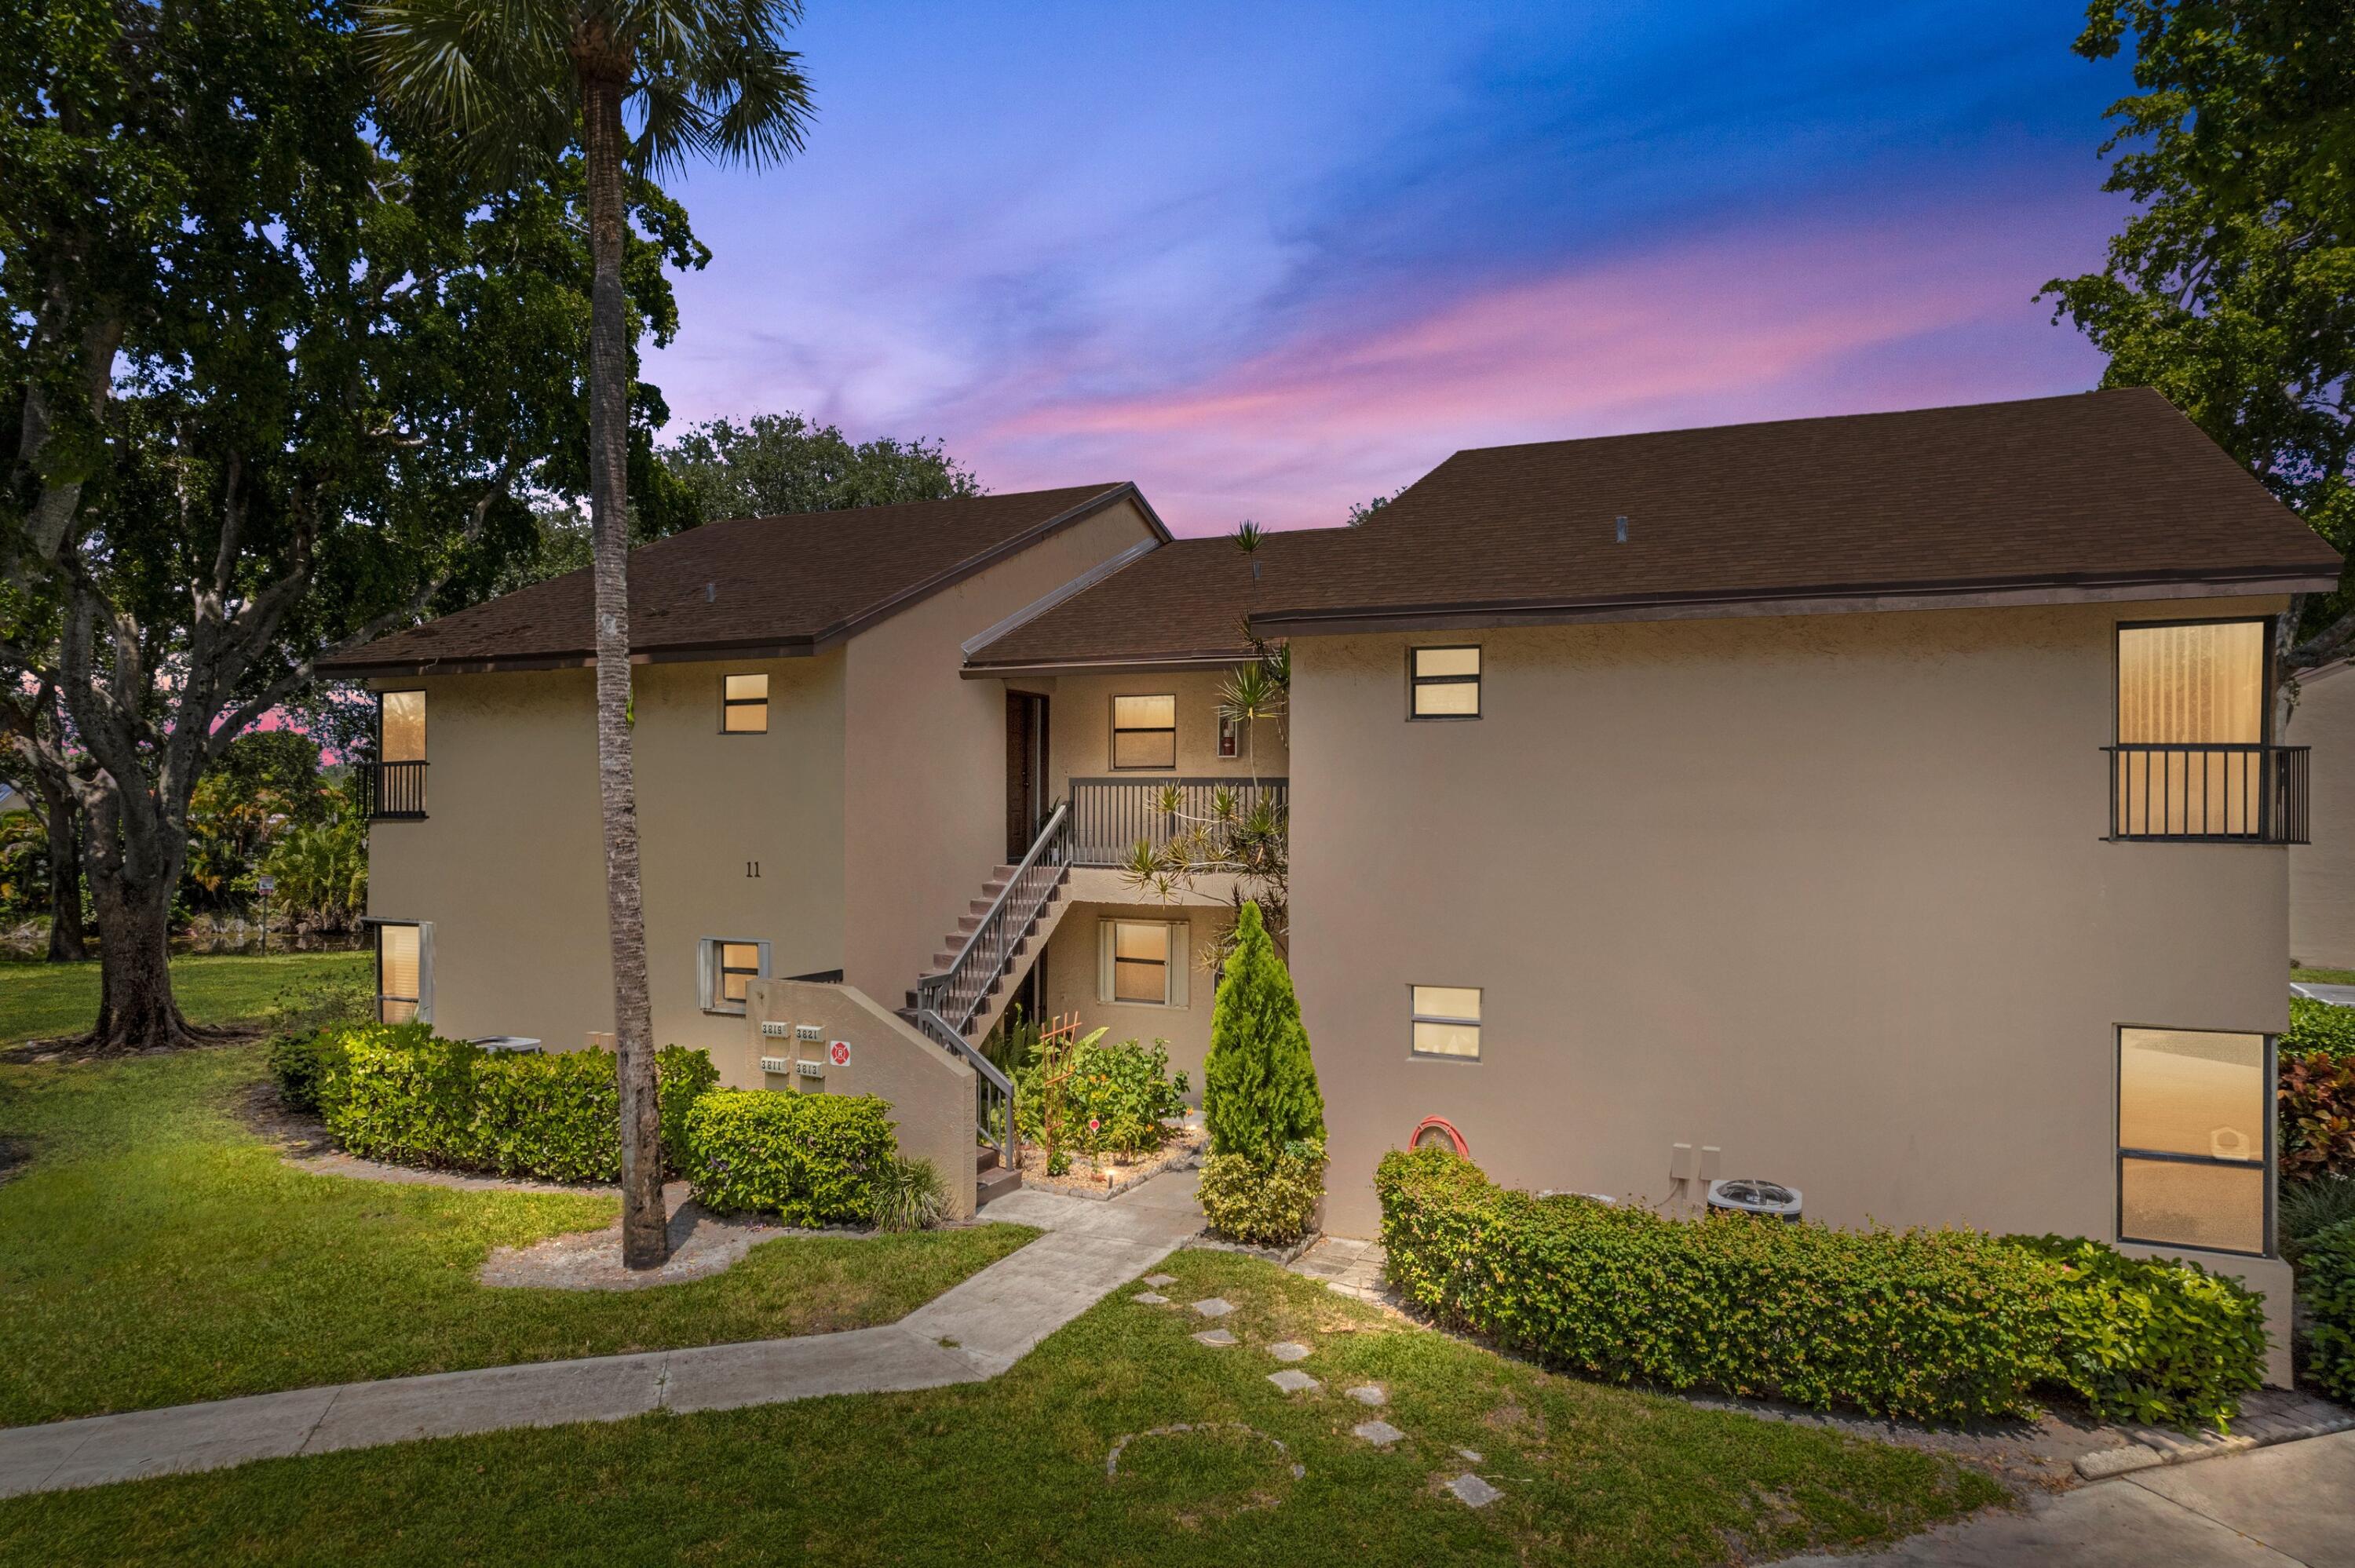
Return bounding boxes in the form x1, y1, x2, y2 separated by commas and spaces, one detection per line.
1006, 692, 1050, 859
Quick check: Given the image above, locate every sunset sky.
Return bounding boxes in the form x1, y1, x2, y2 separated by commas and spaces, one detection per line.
642, 0, 2135, 534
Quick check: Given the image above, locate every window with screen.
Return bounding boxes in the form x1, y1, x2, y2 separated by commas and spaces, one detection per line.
723, 673, 769, 734
1100, 919, 1187, 1007
376, 921, 425, 1023
699, 937, 769, 1014
2118, 1026, 2269, 1256
1112, 695, 1177, 768
1411, 986, 1481, 1059
1410, 647, 1481, 718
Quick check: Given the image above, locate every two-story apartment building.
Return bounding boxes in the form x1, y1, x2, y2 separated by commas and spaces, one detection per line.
327, 388, 2335, 1382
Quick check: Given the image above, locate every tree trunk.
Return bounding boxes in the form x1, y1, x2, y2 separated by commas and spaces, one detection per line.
41, 784, 89, 962
82, 851, 201, 1051
581, 66, 667, 1268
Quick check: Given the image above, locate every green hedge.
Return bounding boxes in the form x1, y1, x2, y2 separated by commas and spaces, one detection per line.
316, 1026, 717, 1184
1197, 1140, 1325, 1246
2286, 995, 2355, 1058
685, 1088, 896, 1227
2302, 1216, 2355, 1401
1375, 1147, 2267, 1428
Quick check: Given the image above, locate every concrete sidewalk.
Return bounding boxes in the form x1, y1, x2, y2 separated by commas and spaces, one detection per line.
1783, 1430, 2355, 1567
0, 1174, 1204, 1500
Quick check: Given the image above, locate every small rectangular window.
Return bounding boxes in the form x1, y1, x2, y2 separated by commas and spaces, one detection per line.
699, 936, 770, 1015
375, 921, 429, 1024
2118, 1026, 2269, 1255
1410, 647, 1481, 719
1098, 918, 1188, 1007
1218, 713, 1244, 759
1112, 694, 1177, 769
723, 673, 770, 734
380, 691, 427, 761
1411, 985, 1481, 1059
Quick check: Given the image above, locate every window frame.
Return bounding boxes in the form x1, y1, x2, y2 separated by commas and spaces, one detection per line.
371, 918, 431, 1025
1110, 693, 1178, 771
721, 673, 771, 735
699, 936, 772, 1016
2114, 1023, 2276, 1259
1408, 645, 1482, 721
1409, 984, 1482, 1062
2112, 616, 2275, 747
1098, 917, 1188, 1008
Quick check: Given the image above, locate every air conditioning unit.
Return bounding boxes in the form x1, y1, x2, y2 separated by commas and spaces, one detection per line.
1706, 1179, 1802, 1222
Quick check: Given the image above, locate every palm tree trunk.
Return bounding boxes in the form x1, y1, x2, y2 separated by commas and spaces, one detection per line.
581, 67, 666, 1269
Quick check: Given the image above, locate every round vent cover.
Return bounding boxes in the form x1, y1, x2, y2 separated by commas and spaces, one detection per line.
1705, 1178, 1802, 1220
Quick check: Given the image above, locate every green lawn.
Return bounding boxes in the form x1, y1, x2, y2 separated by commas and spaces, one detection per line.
0, 950, 372, 1046
0, 1248, 2006, 1567
2291, 964, 2355, 986
0, 1045, 1034, 1425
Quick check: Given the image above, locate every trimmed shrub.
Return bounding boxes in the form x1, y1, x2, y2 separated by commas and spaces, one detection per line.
685, 1089, 896, 1227
2286, 995, 2355, 1058
1375, 1147, 2267, 1428
1202, 899, 1324, 1167
1197, 1140, 1325, 1246
2303, 1215, 2355, 1402
1013, 1032, 1188, 1159
2009, 1235, 2268, 1429
316, 1027, 715, 1183
267, 1023, 369, 1114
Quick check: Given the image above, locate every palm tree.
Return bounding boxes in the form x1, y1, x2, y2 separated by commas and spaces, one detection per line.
362, 0, 812, 1267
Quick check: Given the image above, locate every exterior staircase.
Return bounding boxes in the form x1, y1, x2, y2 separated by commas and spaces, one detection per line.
897, 804, 1076, 1208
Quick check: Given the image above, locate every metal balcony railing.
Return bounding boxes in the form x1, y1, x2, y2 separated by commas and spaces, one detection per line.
1069, 776, 1289, 866
2105, 743, 2308, 844
358, 760, 429, 820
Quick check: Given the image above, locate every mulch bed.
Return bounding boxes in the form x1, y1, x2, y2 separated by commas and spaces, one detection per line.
1014, 1123, 1206, 1199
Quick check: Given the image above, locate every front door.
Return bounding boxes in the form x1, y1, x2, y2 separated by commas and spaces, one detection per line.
1006, 691, 1051, 859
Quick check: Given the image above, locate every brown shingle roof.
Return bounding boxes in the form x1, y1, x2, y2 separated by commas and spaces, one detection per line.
966, 389, 2339, 669
320, 483, 1157, 676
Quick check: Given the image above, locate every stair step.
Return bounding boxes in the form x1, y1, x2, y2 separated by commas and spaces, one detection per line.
976, 1164, 1022, 1207
977, 1146, 999, 1172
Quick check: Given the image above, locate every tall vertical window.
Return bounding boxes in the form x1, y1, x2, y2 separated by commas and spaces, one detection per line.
375, 921, 428, 1024
1411, 986, 1482, 1059
2115, 621, 2266, 836
1410, 647, 1481, 718
699, 937, 770, 1014
379, 691, 426, 761
2118, 1026, 2269, 1256
723, 673, 770, 733
1099, 919, 1188, 1006
1112, 695, 1177, 769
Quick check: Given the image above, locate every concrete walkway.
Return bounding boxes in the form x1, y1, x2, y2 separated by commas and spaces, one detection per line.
1782, 1430, 2355, 1567
0, 1172, 1204, 1499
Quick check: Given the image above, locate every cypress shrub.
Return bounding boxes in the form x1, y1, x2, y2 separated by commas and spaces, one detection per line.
1201, 899, 1324, 1167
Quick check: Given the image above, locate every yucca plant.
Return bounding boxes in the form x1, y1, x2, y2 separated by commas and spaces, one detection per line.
871, 1156, 947, 1233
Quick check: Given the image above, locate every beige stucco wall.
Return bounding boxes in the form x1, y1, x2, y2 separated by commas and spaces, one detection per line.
1045, 669, 1291, 789
732, 979, 979, 1220
367, 651, 846, 1059
841, 498, 1162, 1005
1289, 596, 2295, 1378
1035, 898, 1218, 1095
2290, 662, 2355, 968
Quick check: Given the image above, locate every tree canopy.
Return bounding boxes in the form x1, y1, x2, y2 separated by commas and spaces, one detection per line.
661, 411, 983, 522
2045, 0, 2353, 675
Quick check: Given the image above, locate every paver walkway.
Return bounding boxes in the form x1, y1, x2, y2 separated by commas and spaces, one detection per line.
0, 1173, 1204, 1499
1780, 1429, 2355, 1567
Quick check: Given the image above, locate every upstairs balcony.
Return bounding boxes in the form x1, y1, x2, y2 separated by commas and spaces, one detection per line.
2105, 742, 2308, 844
358, 760, 429, 821
1070, 775, 1289, 866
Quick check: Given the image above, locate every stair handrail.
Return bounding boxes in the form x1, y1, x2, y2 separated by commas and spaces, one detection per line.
912, 1004, 1016, 1169
915, 800, 1072, 1037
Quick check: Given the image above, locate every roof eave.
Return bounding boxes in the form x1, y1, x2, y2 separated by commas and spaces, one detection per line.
960, 649, 1260, 679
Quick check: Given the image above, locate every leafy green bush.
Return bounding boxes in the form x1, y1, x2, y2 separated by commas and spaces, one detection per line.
2302, 1216, 2355, 1401
2282, 1051, 2355, 1183
1197, 1140, 1325, 1245
1013, 1032, 1188, 1159
315, 1026, 714, 1183
2009, 1235, 2268, 1429
871, 1156, 947, 1232
1375, 1147, 2266, 1428
1202, 901, 1323, 1165
266, 1026, 355, 1114
685, 1089, 896, 1227
2286, 996, 2355, 1058
2283, 1177, 2355, 1261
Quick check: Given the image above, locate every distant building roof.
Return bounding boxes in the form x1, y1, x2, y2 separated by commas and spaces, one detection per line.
965, 388, 2339, 669
320, 483, 1160, 677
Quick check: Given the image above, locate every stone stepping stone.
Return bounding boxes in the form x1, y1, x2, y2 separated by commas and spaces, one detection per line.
1353, 1420, 1404, 1447
1448, 1473, 1502, 1508
1143, 1274, 1177, 1288
1191, 1297, 1234, 1318
1346, 1385, 1387, 1406
1192, 1329, 1237, 1347
1132, 1292, 1170, 1305
1266, 1369, 1321, 1394
1456, 1447, 1484, 1464
1266, 1341, 1312, 1363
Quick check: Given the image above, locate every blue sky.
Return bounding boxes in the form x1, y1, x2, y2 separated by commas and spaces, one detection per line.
643, 1, 2136, 531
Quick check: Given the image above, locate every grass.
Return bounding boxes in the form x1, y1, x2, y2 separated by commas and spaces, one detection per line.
0, 1248, 2008, 1567
0, 1044, 1035, 1425
0, 950, 372, 1045
2291, 964, 2355, 986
